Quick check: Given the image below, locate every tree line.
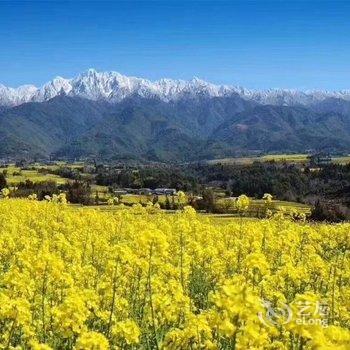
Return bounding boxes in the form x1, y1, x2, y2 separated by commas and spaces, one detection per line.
1, 161, 350, 221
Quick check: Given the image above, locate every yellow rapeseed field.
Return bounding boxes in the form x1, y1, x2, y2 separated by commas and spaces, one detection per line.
0, 199, 349, 349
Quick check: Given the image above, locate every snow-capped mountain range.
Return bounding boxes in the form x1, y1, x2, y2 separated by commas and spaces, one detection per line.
1, 68, 350, 107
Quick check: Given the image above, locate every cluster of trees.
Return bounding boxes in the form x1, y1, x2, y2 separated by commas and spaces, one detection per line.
189, 163, 308, 200
65, 181, 92, 205
8, 179, 92, 205
2, 160, 350, 222
189, 162, 350, 221
0, 173, 7, 190
310, 200, 350, 223
190, 162, 350, 204
95, 166, 197, 191
38, 166, 86, 181
11, 180, 60, 200
92, 161, 350, 209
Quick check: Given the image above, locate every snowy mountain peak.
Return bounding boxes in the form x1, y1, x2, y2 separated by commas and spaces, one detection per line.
0, 84, 38, 106
1, 69, 350, 107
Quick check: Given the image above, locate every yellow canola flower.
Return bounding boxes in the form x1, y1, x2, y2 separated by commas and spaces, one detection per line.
75, 331, 109, 350
0, 199, 347, 349
1, 187, 10, 198
236, 194, 250, 211
29, 341, 53, 350
112, 319, 140, 345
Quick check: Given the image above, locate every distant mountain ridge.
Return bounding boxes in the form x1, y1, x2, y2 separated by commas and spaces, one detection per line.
1, 69, 350, 108
0, 69, 350, 162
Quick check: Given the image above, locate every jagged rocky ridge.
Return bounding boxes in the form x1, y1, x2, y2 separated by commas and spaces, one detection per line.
2, 69, 350, 108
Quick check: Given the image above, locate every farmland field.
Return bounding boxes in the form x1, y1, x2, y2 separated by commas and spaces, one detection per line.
207, 153, 350, 165
0, 165, 70, 185
0, 199, 348, 349
332, 156, 350, 164
215, 198, 311, 216
77, 197, 311, 219
206, 154, 309, 165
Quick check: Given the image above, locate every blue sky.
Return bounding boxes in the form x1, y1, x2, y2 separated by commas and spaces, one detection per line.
0, 1, 350, 90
